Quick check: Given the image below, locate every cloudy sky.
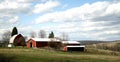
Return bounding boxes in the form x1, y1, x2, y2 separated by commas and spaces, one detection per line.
0, 0, 120, 41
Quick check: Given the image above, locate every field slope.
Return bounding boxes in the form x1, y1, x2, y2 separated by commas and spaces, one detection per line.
0, 48, 120, 62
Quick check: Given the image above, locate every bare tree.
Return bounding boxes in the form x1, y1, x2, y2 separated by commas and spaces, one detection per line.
60, 32, 69, 41
2, 30, 11, 46
24, 36, 28, 41
30, 31, 36, 38
38, 30, 46, 38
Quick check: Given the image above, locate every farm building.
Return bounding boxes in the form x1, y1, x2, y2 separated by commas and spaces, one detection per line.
26, 38, 61, 48
62, 41, 80, 46
63, 45, 85, 51
62, 41, 85, 51
8, 34, 26, 47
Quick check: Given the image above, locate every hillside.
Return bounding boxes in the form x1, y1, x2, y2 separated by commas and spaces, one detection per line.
78, 40, 109, 45
86, 41, 120, 52
0, 48, 120, 62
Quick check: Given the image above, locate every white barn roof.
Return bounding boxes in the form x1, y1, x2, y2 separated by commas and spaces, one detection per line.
9, 34, 18, 43
31, 38, 61, 42
66, 45, 85, 47
62, 41, 80, 44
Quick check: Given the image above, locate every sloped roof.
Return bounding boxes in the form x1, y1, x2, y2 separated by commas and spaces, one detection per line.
62, 41, 80, 44
9, 34, 18, 43
66, 45, 85, 47
31, 38, 61, 42
9, 34, 24, 44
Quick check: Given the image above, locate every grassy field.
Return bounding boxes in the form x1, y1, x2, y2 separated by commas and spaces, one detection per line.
86, 41, 120, 52
0, 48, 120, 62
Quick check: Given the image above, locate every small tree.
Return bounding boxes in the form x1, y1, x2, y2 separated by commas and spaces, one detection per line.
48, 31, 61, 50
11, 27, 18, 36
38, 30, 46, 38
48, 31, 54, 38
30, 31, 36, 38
60, 32, 69, 41
2, 30, 11, 47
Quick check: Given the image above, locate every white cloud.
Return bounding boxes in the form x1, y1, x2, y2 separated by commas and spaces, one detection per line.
0, 0, 120, 40
0, 0, 60, 27
0, 0, 32, 25
105, 3, 120, 15
34, 1, 120, 40
39, 23, 76, 32
0, 0, 61, 39
0, 0, 34, 38
9, 16, 19, 23
33, 1, 60, 14
35, 1, 120, 23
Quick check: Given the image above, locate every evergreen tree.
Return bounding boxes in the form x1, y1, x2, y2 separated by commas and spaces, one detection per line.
11, 27, 18, 36
48, 31, 54, 38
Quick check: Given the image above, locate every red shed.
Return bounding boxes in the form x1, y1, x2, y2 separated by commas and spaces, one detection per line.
27, 38, 61, 48
63, 45, 85, 52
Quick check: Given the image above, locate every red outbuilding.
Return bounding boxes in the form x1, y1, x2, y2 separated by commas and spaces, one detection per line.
27, 38, 61, 48
63, 45, 85, 51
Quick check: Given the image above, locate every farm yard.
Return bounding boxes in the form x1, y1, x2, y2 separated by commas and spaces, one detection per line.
2, 26, 119, 62
0, 0, 120, 62
0, 48, 120, 62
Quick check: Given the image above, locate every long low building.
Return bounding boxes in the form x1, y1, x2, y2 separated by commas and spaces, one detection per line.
27, 38, 85, 52
62, 41, 85, 51
26, 38, 61, 48
63, 45, 85, 51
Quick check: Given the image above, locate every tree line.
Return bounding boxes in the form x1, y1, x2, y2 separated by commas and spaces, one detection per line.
0, 27, 69, 47
29, 30, 69, 41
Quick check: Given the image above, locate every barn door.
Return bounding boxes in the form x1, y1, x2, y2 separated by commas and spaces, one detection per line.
30, 42, 32, 48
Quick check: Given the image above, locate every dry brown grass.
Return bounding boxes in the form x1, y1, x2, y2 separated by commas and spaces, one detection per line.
0, 48, 120, 62
86, 41, 120, 52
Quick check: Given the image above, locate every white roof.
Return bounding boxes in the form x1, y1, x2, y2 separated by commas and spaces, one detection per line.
66, 45, 85, 47
9, 34, 18, 43
62, 41, 80, 44
31, 38, 61, 42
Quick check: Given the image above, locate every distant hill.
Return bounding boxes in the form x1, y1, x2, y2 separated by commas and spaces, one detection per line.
86, 40, 120, 52
78, 40, 111, 45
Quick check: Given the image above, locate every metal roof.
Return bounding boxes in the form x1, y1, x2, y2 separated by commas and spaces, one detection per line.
66, 45, 85, 47
9, 34, 18, 43
62, 41, 80, 44
31, 38, 61, 42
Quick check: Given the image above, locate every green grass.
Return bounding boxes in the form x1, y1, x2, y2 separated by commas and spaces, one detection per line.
0, 48, 120, 62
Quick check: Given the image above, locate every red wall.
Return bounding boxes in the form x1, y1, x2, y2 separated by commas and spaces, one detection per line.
27, 39, 49, 48
27, 39, 36, 48
36, 42, 48, 47
27, 38, 61, 48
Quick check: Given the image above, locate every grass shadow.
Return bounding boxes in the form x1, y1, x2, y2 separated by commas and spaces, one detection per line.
0, 54, 17, 62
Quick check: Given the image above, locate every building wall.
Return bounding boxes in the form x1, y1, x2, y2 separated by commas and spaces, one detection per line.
62, 44, 80, 47
67, 44, 80, 46
27, 39, 36, 48
63, 46, 85, 51
27, 38, 62, 48
36, 42, 48, 47
10, 34, 26, 46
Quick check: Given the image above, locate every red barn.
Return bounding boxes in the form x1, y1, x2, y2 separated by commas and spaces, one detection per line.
8, 34, 26, 47
27, 38, 61, 48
